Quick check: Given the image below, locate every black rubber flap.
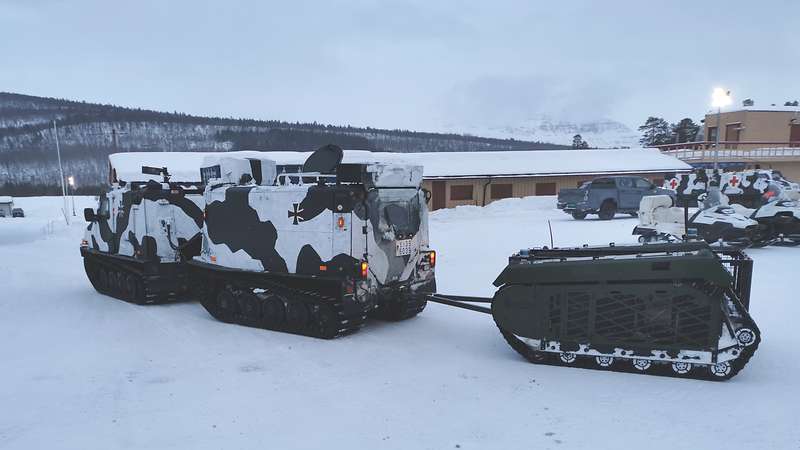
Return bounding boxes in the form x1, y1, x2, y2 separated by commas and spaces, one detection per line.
303, 144, 343, 174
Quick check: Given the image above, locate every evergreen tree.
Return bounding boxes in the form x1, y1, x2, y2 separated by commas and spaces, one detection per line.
572, 134, 589, 149
671, 118, 701, 143
638, 116, 672, 146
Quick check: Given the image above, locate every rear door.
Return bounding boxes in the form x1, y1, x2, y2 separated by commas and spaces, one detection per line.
616, 177, 640, 210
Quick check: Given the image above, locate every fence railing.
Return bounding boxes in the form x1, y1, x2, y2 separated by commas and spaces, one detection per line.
655, 143, 800, 161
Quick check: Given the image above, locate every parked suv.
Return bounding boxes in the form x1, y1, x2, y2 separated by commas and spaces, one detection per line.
11, 208, 25, 218
557, 176, 674, 220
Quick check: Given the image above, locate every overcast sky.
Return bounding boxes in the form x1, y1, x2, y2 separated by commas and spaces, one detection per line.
1, 0, 797, 131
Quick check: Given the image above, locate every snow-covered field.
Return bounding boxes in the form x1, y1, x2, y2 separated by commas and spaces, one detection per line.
0, 196, 797, 449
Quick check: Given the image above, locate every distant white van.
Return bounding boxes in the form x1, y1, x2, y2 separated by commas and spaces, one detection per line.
0, 196, 13, 217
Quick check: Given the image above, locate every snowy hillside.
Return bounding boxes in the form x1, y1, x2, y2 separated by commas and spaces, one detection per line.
0, 92, 569, 195
0, 196, 796, 449
441, 116, 640, 148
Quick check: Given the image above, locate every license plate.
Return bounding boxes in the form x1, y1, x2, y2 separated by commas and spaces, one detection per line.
395, 239, 413, 256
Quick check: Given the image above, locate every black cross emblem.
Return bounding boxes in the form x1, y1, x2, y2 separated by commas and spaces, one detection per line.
288, 203, 304, 225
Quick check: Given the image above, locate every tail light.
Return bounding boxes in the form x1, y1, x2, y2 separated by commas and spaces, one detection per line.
360, 261, 369, 279
427, 250, 436, 268
80, 239, 89, 247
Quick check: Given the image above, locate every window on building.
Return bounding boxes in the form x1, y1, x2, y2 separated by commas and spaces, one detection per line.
535, 182, 557, 196
707, 126, 718, 141
450, 185, 473, 201
490, 183, 513, 199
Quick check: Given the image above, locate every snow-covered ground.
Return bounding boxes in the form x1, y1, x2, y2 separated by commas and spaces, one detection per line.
0, 196, 797, 449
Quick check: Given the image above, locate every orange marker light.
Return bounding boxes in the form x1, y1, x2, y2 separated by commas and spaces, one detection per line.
360, 261, 369, 279
319, 264, 328, 272
337, 216, 345, 229
210, 255, 217, 263
428, 251, 436, 268
80, 239, 89, 247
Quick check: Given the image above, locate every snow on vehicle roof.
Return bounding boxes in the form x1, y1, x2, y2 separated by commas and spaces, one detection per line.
0, 196, 13, 204
109, 148, 690, 182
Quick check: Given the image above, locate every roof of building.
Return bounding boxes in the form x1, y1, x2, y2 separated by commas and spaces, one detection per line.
109, 148, 691, 182
713, 104, 800, 114
0, 196, 13, 204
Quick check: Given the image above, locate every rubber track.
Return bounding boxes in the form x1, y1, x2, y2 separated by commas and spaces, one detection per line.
201, 279, 368, 339
495, 288, 760, 381
83, 253, 178, 305
371, 295, 428, 321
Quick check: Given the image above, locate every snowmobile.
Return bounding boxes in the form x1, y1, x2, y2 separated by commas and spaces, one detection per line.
80, 165, 207, 303
429, 242, 760, 381
731, 184, 800, 246
632, 190, 764, 247
186, 145, 436, 338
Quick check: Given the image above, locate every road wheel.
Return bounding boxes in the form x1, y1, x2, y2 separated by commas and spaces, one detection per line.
286, 299, 310, 330
598, 201, 617, 220
262, 295, 286, 326
571, 211, 587, 220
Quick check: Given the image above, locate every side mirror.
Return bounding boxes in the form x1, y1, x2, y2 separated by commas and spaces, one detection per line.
83, 208, 97, 222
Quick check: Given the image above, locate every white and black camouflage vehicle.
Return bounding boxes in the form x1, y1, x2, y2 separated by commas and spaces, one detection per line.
664, 168, 799, 207
187, 145, 436, 339
80, 164, 206, 304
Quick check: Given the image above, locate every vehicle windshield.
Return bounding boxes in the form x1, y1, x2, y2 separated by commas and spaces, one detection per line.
368, 188, 422, 239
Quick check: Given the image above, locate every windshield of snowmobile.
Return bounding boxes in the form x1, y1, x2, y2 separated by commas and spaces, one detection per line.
368, 188, 423, 239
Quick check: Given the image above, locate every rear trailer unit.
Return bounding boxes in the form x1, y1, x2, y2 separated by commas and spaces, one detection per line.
430, 242, 759, 381
80, 166, 205, 304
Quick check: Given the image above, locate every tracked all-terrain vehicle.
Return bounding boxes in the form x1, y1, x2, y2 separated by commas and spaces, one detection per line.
80, 165, 206, 304
430, 242, 760, 381
187, 145, 436, 338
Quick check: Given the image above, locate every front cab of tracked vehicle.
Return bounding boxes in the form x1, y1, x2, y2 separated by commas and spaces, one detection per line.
194, 151, 436, 326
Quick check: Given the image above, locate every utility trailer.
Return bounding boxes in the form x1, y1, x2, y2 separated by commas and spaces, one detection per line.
429, 242, 759, 380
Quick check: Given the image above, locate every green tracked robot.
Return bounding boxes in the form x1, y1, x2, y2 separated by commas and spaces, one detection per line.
430, 242, 759, 381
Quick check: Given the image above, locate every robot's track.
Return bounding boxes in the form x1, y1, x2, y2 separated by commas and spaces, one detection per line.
496, 290, 761, 381
200, 279, 368, 339
82, 253, 181, 305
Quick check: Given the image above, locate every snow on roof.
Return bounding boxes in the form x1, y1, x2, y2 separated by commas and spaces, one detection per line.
377, 148, 691, 178
714, 104, 800, 114
109, 150, 391, 182
0, 196, 12, 204
109, 148, 690, 182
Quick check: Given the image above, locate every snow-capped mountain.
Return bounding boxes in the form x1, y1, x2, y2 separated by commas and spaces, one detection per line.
440, 116, 640, 148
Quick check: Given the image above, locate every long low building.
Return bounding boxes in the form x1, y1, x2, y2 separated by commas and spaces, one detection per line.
398, 148, 691, 210
108, 148, 691, 210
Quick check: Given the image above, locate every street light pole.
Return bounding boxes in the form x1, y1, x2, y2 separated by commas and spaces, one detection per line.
68, 176, 76, 216
714, 107, 721, 170
53, 120, 69, 225
710, 88, 732, 172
